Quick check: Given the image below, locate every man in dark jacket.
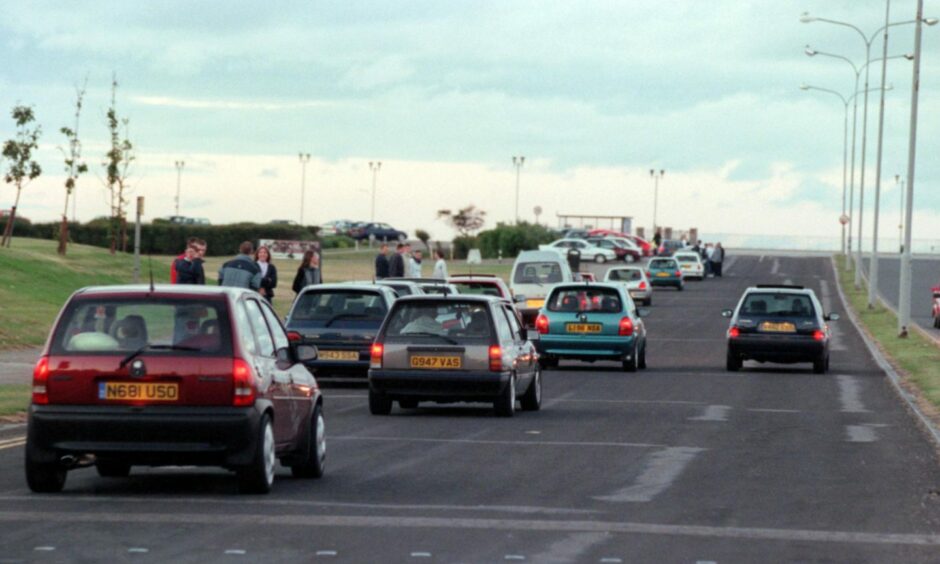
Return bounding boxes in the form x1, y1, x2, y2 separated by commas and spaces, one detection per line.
388, 243, 406, 278
375, 243, 390, 279
173, 238, 207, 284
219, 241, 262, 290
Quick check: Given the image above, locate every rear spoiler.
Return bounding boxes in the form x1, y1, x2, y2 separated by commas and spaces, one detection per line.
755, 284, 805, 290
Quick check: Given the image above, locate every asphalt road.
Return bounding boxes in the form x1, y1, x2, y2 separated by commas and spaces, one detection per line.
0, 254, 939, 563
862, 256, 940, 333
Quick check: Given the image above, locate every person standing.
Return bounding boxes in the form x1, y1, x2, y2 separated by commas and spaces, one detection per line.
712, 243, 725, 277
255, 245, 278, 303
292, 250, 322, 294
652, 230, 662, 251
171, 237, 199, 283
174, 238, 207, 285
409, 249, 423, 278
219, 241, 262, 289
374, 243, 390, 280
388, 243, 406, 278
432, 249, 448, 279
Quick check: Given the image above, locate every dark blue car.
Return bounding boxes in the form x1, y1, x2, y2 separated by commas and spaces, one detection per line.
349, 222, 408, 242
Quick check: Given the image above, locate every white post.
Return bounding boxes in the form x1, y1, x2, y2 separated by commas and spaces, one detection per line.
847, 75, 860, 271
513, 156, 524, 224
174, 161, 184, 217
841, 102, 849, 256
369, 161, 381, 223
855, 42, 872, 289
899, 0, 924, 337
299, 153, 310, 225
868, 0, 891, 308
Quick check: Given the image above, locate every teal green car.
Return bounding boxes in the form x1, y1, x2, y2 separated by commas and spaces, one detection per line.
647, 257, 684, 291
533, 283, 648, 372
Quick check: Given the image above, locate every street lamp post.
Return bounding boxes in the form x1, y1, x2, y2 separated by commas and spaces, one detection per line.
895, 175, 905, 253
299, 153, 310, 225
174, 160, 185, 217
868, 0, 893, 309
512, 156, 525, 224
369, 161, 381, 222
650, 169, 664, 237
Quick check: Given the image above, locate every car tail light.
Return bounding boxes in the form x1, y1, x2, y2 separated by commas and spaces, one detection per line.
32, 356, 49, 405
646, 271, 652, 278
675, 270, 682, 277
638, 281, 647, 290
535, 314, 550, 334
489, 345, 503, 372
370, 343, 384, 369
619, 317, 634, 336
728, 326, 740, 339
232, 358, 256, 407
287, 331, 302, 343
812, 329, 825, 341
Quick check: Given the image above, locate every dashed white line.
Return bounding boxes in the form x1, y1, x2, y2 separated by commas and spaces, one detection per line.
689, 405, 731, 422
224, 549, 247, 555
600, 558, 623, 563
846, 425, 878, 443
771, 258, 780, 275
128, 548, 149, 553
33, 546, 55, 552
411, 552, 432, 558
595, 447, 706, 503
505, 556, 526, 561
837, 375, 868, 413
315, 550, 338, 557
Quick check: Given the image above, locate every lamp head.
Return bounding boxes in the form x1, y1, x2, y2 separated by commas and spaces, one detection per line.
924, 17, 938, 26
800, 12, 815, 23
804, 45, 817, 56
904, 53, 915, 60
800, 84, 810, 90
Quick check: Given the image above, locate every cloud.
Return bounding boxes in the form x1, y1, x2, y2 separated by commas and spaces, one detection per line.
131, 96, 337, 111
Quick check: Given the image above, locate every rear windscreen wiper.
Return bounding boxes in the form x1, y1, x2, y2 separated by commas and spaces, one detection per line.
401, 331, 458, 345
324, 313, 368, 327
119, 344, 202, 369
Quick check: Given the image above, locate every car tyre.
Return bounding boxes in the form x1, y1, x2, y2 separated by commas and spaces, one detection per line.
677, 283, 684, 292
595, 254, 607, 264
726, 349, 741, 372
291, 403, 326, 479
369, 390, 393, 415
237, 413, 276, 494
95, 460, 131, 478
25, 452, 66, 493
494, 374, 516, 417
538, 355, 558, 369
520, 368, 542, 412
813, 355, 828, 374
399, 399, 418, 409
644, 297, 652, 306
623, 343, 639, 372
638, 341, 647, 369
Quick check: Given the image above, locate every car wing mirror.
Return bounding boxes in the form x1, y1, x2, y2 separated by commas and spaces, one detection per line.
514, 295, 527, 304
824, 312, 840, 321
296, 344, 318, 362
721, 309, 733, 318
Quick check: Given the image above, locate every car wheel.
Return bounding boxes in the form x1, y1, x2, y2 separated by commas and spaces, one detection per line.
291, 403, 326, 479
369, 390, 393, 415
726, 349, 741, 372
677, 283, 684, 292
638, 341, 647, 369
626, 255, 635, 263
237, 413, 276, 494
595, 254, 607, 264
644, 297, 652, 306
398, 233, 407, 242
494, 374, 516, 417
399, 399, 418, 409
520, 368, 542, 412
538, 355, 557, 369
95, 460, 131, 478
935, 316, 939, 329
813, 355, 827, 374
623, 343, 638, 372
25, 450, 67, 493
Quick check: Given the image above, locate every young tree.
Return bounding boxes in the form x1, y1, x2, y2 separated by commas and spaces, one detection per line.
57, 81, 89, 255
415, 228, 431, 250
437, 205, 486, 237
1, 105, 42, 248
103, 76, 135, 253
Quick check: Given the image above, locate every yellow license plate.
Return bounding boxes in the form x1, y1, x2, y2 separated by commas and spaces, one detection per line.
759, 322, 796, 333
681, 265, 691, 269
566, 323, 602, 333
656, 272, 670, 277
410, 355, 462, 369
99, 382, 178, 401
526, 299, 545, 309
319, 350, 359, 361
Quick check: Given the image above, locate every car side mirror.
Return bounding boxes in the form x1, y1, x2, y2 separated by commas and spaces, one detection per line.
721, 309, 733, 318
636, 308, 650, 318
514, 295, 527, 304
824, 313, 840, 321
296, 344, 318, 362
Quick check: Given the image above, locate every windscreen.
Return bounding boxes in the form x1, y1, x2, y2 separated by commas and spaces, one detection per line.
650, 259, 677, 269
384, 301, 493, 341
289, 290, 388, 328
608, 269, 642, 282
50, 297, 231, 355
547, 287, 623, 313
740, 293, 816, 318
453, 281, 503, 297
513, 262, 564, 284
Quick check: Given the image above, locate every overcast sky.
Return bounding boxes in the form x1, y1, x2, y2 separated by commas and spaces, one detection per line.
2, 0, 939, 244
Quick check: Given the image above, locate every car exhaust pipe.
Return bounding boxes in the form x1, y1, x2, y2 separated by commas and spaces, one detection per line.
59, 454, 77, 467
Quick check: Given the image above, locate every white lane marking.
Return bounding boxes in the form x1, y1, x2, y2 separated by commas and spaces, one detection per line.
724, 256, 738, 271
334, 436, 670, 449
527, 532, 608, 563
562, 398, 705, 406
525, 430, 541, 435
33, 546, 55, 551
224, 549, 247, 555
594, 447, 705, 503
4, 511, 940, 547
783, 278, 794, 286
837, 375, 868, 413
846, 425, 878, 443
0, 437, 26, 450
128, 548, 149, 553
315, 550, 338, 556
746, 408, 800, 414
771, 258, 780, 275
504, 556, 525, 561
411, 552, 432, 558
600, 559, 623, 563
689, 405, 731, 422
759, 255, 765, 263
696, 561, 718, 564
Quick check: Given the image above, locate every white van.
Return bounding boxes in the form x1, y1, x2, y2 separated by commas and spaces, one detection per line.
510, 250, 574, 326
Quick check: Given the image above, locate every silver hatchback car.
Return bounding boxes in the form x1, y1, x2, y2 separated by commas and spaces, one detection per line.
368, 295, 541, 417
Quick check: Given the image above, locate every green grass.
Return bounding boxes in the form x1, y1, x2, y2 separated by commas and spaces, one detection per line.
835, 255, 940, 411
0, 384, 29, 417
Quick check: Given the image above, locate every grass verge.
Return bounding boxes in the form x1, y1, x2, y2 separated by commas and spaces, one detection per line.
835, 255, 940, 416
0, 384, 29, 418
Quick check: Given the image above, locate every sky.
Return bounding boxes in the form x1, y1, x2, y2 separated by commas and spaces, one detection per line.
1, 0, 940, 245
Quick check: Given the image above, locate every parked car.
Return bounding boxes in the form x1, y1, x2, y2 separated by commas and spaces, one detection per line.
375, 279, 426, 297
586, 237, 641, 262
320, 219, 356, 236
656, 239, 685, 257
605, 266, 652, 306
560, 228, 590, 239
577, 272, 597, 282
538, 239, 617, 264
448, 274, 512, 299
647, 257, 684, 291
510, 250, 575, 326
349, 222, 408, 242
722, 284, 838, 373
673, 251, 705, 280
25, 285, 324, 494
285, 283, 398, 378
627, 235, 655, 257
932, 285, 940, 328
368, 295, 541, 416
534, 283, 648, 371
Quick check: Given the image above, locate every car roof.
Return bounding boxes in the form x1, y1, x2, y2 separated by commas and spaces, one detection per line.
608, 265, 643, 271
550, 282, 623, 292
299, 283, 393, 293
392, 294, 503, 304
73, 284, 251, 298
515, 250, 568, 262
385, 277, 449, 284
744, 285, 815, 296
674, 251, 700, 257
449, 273, 500, 279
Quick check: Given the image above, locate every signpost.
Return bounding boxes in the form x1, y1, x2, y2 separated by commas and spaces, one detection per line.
133, 197, 144, 283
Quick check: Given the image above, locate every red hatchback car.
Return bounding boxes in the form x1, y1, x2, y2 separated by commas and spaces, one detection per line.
25, 285, 325, 494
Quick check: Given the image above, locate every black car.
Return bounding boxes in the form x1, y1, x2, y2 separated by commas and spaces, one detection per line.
722, 285, 838, 373
349, 222, 408, 242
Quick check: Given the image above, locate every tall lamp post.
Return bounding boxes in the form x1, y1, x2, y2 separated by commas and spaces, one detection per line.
650, 169, 664, 237
512, 156, 525, 224
369, 161, 381, 222
298, 153, 310, 225
895, 174, 905, 253
174, 160, 185, 217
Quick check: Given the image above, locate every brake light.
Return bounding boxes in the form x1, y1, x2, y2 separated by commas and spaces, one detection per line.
728, 326, 740, 339
286, 331, 302, 343
370, 343, 384, 369
812, 329, 826, 341
638, 281, 647, 290
535, 314, 550, 334
489, 345, 503, 372
619, 317, 634, 336
646, 271, 652, 278
232, 358, 256, 407
32, 356, 49, 405
675, 270, 682, 277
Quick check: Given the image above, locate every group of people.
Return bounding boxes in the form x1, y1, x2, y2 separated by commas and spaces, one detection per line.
374, 242, 448, 280
690, 240, 726, 277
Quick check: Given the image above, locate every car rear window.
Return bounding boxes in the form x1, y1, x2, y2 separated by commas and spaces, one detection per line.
384, 301, 493, 341
675, 255, 698, 263
741, 293, 816, 317
384, 283, 414, 296
513, 261, 564, 284
608, 269, 641, 281
289, 290, 387, 328
650, 259, 677, 269
50, 297, 232, 356
547, 287, 623, 313
452, 281, 503, 297
421, 285, 454, 296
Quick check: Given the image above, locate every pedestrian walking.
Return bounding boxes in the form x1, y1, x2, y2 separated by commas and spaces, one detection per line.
409, 249, 423, 278
255, 245, 278, 303
432, 249, 448, 279
653, 230, 662, 250
712, 243, 725, 277
292, 250, 322, 294
218, 241, 262, 289
388, 243, 406, 278
374, 243, 390, 280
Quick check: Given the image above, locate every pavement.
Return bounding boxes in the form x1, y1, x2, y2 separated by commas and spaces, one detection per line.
0, 254, 939, 563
